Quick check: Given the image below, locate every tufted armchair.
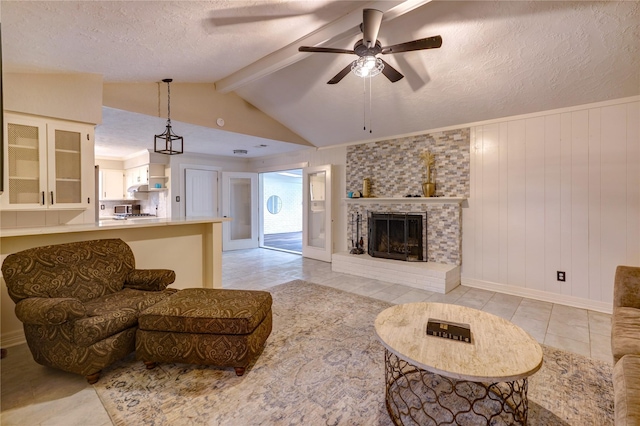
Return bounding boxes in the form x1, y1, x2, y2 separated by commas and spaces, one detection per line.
2, 238, 177, 384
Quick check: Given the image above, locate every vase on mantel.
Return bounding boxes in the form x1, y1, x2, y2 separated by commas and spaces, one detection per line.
422, 182, 435, 197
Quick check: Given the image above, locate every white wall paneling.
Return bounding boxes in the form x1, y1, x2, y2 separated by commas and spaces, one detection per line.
507, 120, 526, 288
525, 116, 546, 292
627, 103, 640, 266
587, 108, 602, 302
543, 114, 561, 294
463, 99, 640, 312
570, 110, 590, 300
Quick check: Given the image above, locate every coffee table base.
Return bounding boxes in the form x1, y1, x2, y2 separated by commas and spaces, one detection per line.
384, 349, 529, 426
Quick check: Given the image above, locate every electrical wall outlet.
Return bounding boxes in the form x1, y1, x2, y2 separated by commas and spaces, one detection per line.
557, 271, 566, 282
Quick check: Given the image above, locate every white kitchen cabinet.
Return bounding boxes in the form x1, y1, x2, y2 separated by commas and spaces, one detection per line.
1, 113, 94, 210
125, 165, 148, 199
99, 169, 125, 200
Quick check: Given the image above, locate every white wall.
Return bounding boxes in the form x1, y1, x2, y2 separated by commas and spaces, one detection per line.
4, 73, 103, 125
463, 98, 640, 313
263, 173, 302, 234
169, 153, 250, 219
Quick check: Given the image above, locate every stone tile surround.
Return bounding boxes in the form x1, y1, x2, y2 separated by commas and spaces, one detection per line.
346, 129, 470, 199
346, 129, 470, 266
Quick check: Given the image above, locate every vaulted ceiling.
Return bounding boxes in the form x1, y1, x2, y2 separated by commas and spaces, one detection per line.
3, 1, 639, 159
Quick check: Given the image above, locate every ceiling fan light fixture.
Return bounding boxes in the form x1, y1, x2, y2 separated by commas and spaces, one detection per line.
154, 78, 184, 155
351, 56, 383, 78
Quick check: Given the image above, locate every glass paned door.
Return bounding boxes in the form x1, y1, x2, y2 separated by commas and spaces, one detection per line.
53, 129, 82, 204
6, 122, 45, 206
302, 165, 332, 262
222, 172, 258, 251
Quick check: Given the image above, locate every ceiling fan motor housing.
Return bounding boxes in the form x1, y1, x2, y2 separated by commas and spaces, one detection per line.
353, 40, 382, 57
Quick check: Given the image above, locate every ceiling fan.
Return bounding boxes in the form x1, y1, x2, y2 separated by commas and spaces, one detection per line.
298, 8, 442, 84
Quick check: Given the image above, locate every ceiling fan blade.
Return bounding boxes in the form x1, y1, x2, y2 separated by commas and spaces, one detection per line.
362, 9, 383, 48
327, 63, 354, 84
379, 59, 404, 83
381, 35, 443, 54
299, 46, 355, 54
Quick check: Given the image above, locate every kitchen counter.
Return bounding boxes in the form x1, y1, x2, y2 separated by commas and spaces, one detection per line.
1, 216, 231, 347
0, 216, 229, 237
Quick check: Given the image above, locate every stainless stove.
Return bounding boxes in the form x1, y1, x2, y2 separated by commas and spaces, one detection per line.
113, 213, 156, 220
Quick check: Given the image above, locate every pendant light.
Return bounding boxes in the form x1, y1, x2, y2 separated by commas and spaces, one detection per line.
154, 78, 183, 155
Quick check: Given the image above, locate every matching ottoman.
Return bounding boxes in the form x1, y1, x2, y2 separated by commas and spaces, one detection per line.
136, 288, 272, 376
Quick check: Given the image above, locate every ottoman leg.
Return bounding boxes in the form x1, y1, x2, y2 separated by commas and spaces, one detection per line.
144, 361, 157, 370
86, 371, 101, 384
234, 367, 246, 376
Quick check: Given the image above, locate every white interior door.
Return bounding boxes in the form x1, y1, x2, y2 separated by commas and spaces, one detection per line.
222, 172, 258, 251
185, 168, 218, 217
302, 164, 332, 262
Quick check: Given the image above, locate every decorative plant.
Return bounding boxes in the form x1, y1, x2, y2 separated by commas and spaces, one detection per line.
420, 150, 435, 183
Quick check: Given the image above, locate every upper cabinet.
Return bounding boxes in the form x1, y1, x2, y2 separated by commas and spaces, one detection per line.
99, 169, 125, 200
1, 113, 94, 210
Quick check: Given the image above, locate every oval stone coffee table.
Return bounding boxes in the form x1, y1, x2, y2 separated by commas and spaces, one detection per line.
374, 302, 543, 425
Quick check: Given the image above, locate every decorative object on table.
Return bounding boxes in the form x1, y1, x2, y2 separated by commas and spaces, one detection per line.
426, 318, 472, 343
362, 178, 371, 198
350, 213, 365, 254
420, 150, 436, 197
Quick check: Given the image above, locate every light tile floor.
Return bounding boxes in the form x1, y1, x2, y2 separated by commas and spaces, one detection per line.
1, 248, 613, 425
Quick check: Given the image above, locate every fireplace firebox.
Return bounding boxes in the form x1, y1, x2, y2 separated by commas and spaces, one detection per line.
368, 212, 425, 261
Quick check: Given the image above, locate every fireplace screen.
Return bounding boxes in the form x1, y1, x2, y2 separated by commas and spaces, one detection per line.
368, 212, 424, 261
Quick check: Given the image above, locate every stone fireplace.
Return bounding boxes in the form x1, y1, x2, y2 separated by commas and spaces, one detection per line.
332, 128, 470, 294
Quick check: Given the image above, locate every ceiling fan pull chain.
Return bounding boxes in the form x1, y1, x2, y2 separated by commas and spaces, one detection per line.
369, 75, 373, 133
363, 74, 367, 131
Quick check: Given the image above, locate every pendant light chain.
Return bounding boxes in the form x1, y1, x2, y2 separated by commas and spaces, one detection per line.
166, 80, 171, 123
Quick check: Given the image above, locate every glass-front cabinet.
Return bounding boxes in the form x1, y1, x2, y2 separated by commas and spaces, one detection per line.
1, 113, 93, 210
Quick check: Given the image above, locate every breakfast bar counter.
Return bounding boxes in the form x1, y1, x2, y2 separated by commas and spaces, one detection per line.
1, 217, 231, 346
0, 216, 230, 237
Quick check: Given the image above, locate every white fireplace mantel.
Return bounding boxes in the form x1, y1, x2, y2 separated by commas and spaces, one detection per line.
344, 197, 466, 204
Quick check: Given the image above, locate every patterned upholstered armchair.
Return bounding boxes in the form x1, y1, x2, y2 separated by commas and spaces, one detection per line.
2, 238, 177, 384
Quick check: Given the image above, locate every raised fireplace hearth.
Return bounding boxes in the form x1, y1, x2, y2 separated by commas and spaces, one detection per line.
368, 212, 425, 261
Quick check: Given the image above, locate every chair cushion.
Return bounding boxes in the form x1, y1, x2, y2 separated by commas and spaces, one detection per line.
613, 354, 640, 426
74, 288, 176, 347
612, 307, 640, 363
139, 288, 272, 335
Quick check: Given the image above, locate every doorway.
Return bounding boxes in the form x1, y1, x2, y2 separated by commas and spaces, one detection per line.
260, 169, 302, 253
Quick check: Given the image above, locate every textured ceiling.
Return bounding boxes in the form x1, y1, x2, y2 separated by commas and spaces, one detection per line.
3, 1, 639, 159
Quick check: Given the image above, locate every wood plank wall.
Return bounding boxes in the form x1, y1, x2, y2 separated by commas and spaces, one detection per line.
463, 100, 640, 312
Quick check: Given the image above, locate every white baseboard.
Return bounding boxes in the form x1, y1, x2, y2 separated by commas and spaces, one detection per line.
461, 276, 613, 314
1, 329, 26, 348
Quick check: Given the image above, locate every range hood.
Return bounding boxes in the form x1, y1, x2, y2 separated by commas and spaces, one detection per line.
127, 184, 150, 193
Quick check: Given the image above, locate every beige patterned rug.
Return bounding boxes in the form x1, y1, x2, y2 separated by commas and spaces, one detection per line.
93, 280, 614, 425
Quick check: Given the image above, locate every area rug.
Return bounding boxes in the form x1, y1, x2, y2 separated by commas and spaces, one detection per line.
93, 280, 614, 425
